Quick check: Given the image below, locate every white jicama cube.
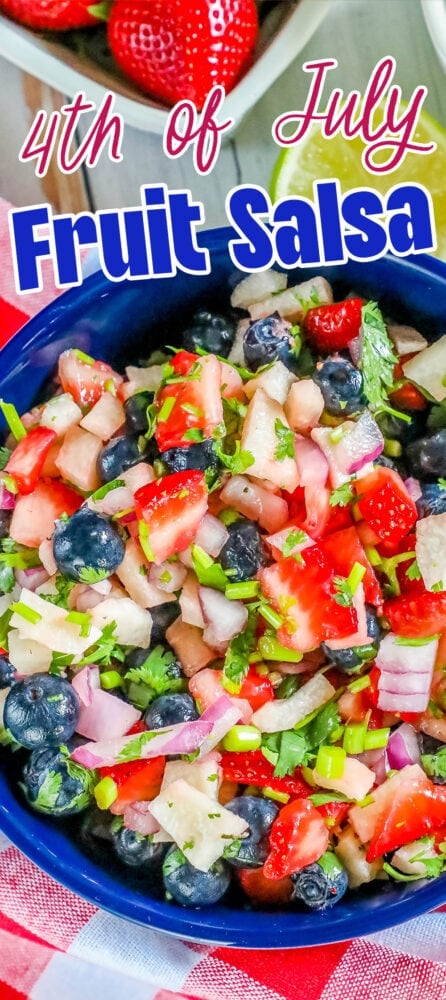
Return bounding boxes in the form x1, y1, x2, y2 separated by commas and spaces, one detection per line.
40, 393, 82, 437
402, 335, 446, 402
116, 538, 176, 609
313, 757, 375, 801
244, 360, 296, 406
80, 393, 125, 440
284, 379, 325, 433
161, 757, 221, 799
120, 365, 165, 400
228, 320, 249, 365
149, 560, 188, 593
7, 630, 52, 674
240, 388, 299, 492
90, 597, 152, 647
180, 572, 205, 628
220, 475, 289, 533
55, 426, 102, 492
9, 588, 102, 656
149, 778, 248, 871
392, 839, 437, 877
248, 276, 333, 322
230, 269, 287, 309
335, 828, 383, 888
387, 323, 428, 355
252, 674, 335, 733
416, 512, 446, 592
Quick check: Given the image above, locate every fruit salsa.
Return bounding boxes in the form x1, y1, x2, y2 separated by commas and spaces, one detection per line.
2, 267, 446, 912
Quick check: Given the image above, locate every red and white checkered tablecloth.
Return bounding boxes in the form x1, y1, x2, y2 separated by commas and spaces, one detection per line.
1, 198, 446, 1000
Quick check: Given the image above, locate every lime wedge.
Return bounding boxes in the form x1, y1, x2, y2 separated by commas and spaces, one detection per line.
270, 106, 446, 259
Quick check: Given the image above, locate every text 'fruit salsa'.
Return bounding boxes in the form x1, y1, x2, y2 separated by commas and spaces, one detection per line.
2, 267, 446, 911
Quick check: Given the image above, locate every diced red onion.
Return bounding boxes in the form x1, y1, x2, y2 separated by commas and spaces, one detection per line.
121, 462, 155, 493
124, 801, 160, 835
88, 485, 134, 517
0, 483, 15, 510
376, 633, 438, 675
199, 586, 248, 649
377, 691, 430, 713
71, 694, 240, 769
75, 687, 142, 741
378, 672, 432, 695
149, 561, 187, 594
404, 477, 422, 503
312, 413, 384, 485
354, 748, 387, 785
90, 578, 113, 596
294, 437, 329, 489
194, 513, 229, 558
75, 586, 106, 613
387, 724, 421, 770
71, 665, 100, 707
15, 566, 49, 591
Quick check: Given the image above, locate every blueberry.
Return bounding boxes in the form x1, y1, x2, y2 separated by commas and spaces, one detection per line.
243, 313, 297, 372
112, 825, 164, 868
22, 745, 94, 816
163, 847, 230, 906
182, 309, 235, 358
374, 453, 408, 479
322, 606, 381, 673
145, 693, 198, 730
52, 506, 125, 582
80, 805, 114, 859
0, 652, 17, 689
162, 439, 220, 477
312, 358, 366, 416
219, 518, 268, 582
97, 434, 155, 483
225, 796, 278, 869
148, 601, 181, 647
377, 408, 426, 446
416, 484, 446, 518
406, 429, 446, 481
124, 390, 154, 435
291, 852, 348, 910
4, 674, 80, 750
0, 510, 12, 539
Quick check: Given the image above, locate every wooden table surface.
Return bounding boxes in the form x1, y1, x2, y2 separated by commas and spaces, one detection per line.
0, 0, 444, 223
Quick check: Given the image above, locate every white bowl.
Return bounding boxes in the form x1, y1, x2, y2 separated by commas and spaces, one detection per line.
0, 0, 332, 134
421, 0, 446, 74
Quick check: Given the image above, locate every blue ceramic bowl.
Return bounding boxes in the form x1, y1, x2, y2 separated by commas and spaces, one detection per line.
1, 230, 446, 948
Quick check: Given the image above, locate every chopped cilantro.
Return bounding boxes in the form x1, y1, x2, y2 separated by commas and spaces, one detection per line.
34, 770, 62, 811
273, 730, 312, 777
0, 563, 14, 594
360, 302, 398, 412
282, 529, 306, 560
182, 428, 205, 443
422, 746, 446, 781
78, 566, 109, 585
274, 419, 295, 461
432, 581, 444, 593
163, 848, 186, 876
78, 622, 126, 666
116, 729, 159, 763
182, 839, 195, 851
0, 446, 11, 470
222, 838, 242, 859
309, 792, 351, 806
40, 575, 75, 610
213, 438, 254, 475
124, 645, 183, 703
332, 575, 354, 607
222, 610, 257, 693
406, 558, 422, 581
90, 479, 125, 502
329, 482, 354, 508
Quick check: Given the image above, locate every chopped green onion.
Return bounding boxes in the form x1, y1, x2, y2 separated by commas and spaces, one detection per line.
100, 670, 124, 690
348, 674, 372, 694
263, 787, 290, 804
94, 776, 118, 810
357, 794, 375, 808
90, 479, 125, 502
191, 544, 213, 570
225, 581, 260, 601
9, 601, 42, 624
219, 509, 241, 526
65, 610, 91, 637
158, 396, 176, 422
346, 561, 366, 595
0, 474, 18, 495
138, 521, 155, 562
0, 400, 27, 441
364, 545, 381, 567
384, 438, 402, 458
329, 725, 345, 744
343, 723, 367, 754
222, 725, 262, 752
181, 403, 204, 417
258, 634, 302, 662
104, 379, 116, 395
73, 349, 95, 365
315, 745, 346, 780
330, 425, 345, 444
258, 604, 284, 630
363, 727, 390, 750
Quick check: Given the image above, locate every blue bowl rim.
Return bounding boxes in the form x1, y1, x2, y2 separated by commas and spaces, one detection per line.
1, 237, 446, 947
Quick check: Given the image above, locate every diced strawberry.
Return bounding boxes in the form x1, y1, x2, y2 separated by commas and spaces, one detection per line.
354, 467, 417, 547
58, 350, 123, 408
134, 470, 208, 563
263, 798, 329, 879
390, 356, 427, 411
100, 756, 165, 814
316, 800, 350, 831
220, 749, 311, 799
366, 778, 446, 862
384, 589, 446, 638
303, 298, 364, 353
6, 427, 57, 494
188, 668, 253, 723
239, 668, 274, 711
320, 526, 382, 606
154, 354, 223, 452
260, 547, 358, 653
9, 478, 83, 548
237, 867, 293, 905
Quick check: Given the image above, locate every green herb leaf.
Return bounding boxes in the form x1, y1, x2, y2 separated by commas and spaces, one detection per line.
78, 622, 126, 667
406, 558, 422, 581
282, 529, 307, 559
213, 438, 254, 475
422, 747, 446, 781
360, 302, 398, 411
116, 729, 160, 763
329, 483, 355, 507
40, 575, 76, 610
182, 428, 205, 443
432, 581, 444, 593
124, 645, 183, 702
395, 634, 440, 647
78, 567, 109, 584
163, 848, 186, 877
90, 479, 125, 502
332, 575, 354, 608
222, 610, 257, 693
0, 446, 11, 470
273, 730, 312, 777
274, 419, 295, 461
34, 770, 62, 811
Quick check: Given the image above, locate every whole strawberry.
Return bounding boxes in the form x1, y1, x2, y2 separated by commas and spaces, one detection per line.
0, 0, 102, 29
108, 0, 258, 109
